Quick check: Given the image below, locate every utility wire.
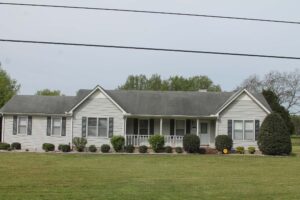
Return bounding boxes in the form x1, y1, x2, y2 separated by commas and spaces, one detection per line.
0, 2, 300, 25
0, 39, 299, 60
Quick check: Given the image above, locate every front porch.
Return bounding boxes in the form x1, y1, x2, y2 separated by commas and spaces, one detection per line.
125, 117, 216, 147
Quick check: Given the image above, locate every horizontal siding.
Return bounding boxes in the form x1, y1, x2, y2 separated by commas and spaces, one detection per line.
218, 93, 268, 147
73, 90, 124, 147
3, 115, 72, 151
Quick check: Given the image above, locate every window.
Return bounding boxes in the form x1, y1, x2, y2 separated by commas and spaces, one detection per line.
233, 120, 255, 141
88, 118, 97, 137
52, 118, 61, 136
18, 116, 28, 134
176, 120, 185, 136
139, 119, 149, 135
233, 120, 243, 140
98, 118, 108, 137
244, 120, 254, 140
200, 123, 208, 134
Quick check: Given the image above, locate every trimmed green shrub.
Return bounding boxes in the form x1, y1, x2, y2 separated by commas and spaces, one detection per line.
148, 135, 165, 153
236, 146, 245, 154
258, 113, 292, 155
124, 145, 135, 153
110, 136, 125, 152
59, 144, 71, 152
0, 143, 10, 150
139, 145, 148, 153
183, 134, 200, 153
73, 137, 87, 152
42, 143, 55, 152
199, 148, 206, 154
215, 135, 233, 152
89, 145, 97, 153
11, 142, 21, 150
248, 147, 256, 154
165, 146, 173, 153
101, 144, 110, 153
175, 147, 183, 154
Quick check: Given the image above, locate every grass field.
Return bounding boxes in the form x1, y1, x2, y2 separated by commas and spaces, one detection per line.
0, 143, 300, 200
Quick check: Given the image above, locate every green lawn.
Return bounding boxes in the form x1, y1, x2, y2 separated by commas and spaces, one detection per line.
0, 150, 300, 200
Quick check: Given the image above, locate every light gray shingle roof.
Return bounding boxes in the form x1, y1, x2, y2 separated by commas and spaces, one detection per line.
0, 89, 271, 116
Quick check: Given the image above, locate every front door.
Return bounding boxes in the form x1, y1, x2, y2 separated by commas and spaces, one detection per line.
200, 122, 210, 145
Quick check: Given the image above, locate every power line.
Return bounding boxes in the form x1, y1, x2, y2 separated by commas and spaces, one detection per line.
0, 38, 299, 60
0, 2, 300, 25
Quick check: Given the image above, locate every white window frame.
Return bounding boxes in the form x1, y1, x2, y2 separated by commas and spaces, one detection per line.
17, 116, 28, 135
232, 120, 255, 141
138, 119, 150, 135
87, 117, 109, 138
98, 118, 109, 138
175, 119, 186, 136
51, 117, 63, 136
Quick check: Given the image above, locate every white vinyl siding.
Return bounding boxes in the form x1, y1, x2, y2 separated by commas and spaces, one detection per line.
18, 116, 28, 135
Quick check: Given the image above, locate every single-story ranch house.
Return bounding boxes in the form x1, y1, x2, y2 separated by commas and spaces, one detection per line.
0, 85, 271, 151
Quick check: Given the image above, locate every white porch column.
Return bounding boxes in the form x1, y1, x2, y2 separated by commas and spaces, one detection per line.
160, 118, 163, 135
196, 119, 199, 136
124, 117, 127, 145
215, 119, 218, 137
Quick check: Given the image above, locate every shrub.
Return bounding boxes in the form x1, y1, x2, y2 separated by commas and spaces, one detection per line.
42, 143, 55, 152
258, 113, 292, 155
110, 136, 125, 152
148, 135, 165, 153
89, 145, 97, 153
101, 144, 111, 153
124, 145, 135, 153
11, 142, 21, 150
175, 147, 183, 154
139, 145, 148, 153
73, 137, 87, 152
183, 134, 200, 153
236, 146, 245, 154
248, 147, 256, 154
59, 144, 71, 152
199, 148, 206, 154
0, 143, 10, 150
215, 135, 233, 153
165, 146, 173, 153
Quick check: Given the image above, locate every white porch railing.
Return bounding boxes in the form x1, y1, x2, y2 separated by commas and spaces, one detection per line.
126, 135, 184, 147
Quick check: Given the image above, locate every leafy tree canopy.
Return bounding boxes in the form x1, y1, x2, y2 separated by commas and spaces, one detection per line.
119, 74, 221, 92
0, 66, 20, 108
36, 89, 62, 96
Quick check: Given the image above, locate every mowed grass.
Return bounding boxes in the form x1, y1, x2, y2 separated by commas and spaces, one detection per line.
1, 150, 300, 200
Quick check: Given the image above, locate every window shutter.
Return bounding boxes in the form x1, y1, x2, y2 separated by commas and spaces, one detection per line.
228, 120, 232, 139
27, 116, 32, 135
62, 117, 66, 136
255, 120, 260, 140
149, 119, 154, 135
47, 117, 51, 136
186, 119, 191, 134
109, 118, 114, 138
133, 118, 138, 135
170, 119, 175, 136
82, 117, 87, 137
13, 116, 17, 135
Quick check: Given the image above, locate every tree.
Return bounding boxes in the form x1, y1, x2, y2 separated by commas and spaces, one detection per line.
291, 115, 300, 135
258, 113, 292, 155
238, 69, 300, 113
262, 90, 294, 135
0, 66, 20, 108
119, 74, 221, 92
36, 89, 62, 96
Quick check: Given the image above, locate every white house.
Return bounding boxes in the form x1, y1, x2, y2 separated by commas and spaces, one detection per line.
0, 85, 271, 151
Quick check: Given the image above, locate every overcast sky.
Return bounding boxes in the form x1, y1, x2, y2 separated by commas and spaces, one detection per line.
1, 0, 300, 95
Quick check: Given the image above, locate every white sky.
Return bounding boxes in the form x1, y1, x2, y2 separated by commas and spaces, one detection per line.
0, 0, 300, 95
